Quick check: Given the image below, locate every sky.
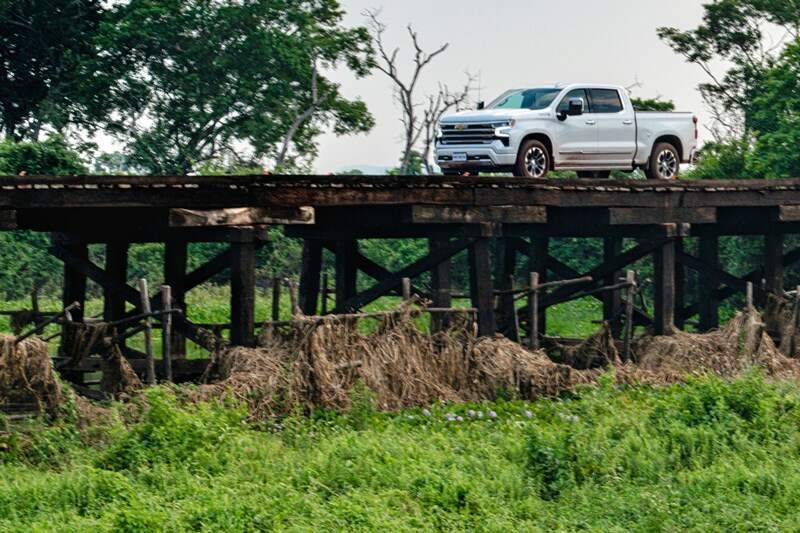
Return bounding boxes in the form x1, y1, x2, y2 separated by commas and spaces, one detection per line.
314, 0, 712, 173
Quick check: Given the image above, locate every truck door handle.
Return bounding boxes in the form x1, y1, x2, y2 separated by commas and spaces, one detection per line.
585, 120, 596, 125
622, 120, 633, 125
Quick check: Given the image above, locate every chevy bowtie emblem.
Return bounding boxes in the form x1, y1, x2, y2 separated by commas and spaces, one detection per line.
454, 124, 467, 130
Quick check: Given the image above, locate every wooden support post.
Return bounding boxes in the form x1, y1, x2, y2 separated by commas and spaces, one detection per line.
529, 272, 539, 350
298, 239, 323, 315
401, 277, 412, 301
230, 234, 256, 347
529, 237, 549, 337
138, 279, 156, 385
764, 233, 785, 301
698, 230, 720, 331
335, 239, 358, 312
61, 238, 87, 356
674, 238, 686, 330
104, 242, 129, 322
161, 285, 173, 382
321, 273, 329, 315
429, 238, 452, 331
746, 281, 754, 309
603, 237, 623, 336
288, 279, 300, 316
271, 277, 281, 321
621, 270, 637, 362
469, 238, 496, 336
653, 239, 676, 336
164, 240, 188, 358
496, 238, 519, 340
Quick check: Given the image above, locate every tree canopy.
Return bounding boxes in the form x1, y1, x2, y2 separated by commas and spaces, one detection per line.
0, 0, 106, 141
98, 0, 375, 174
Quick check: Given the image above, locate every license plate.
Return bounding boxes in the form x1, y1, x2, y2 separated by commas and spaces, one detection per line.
453, 153, 468, 162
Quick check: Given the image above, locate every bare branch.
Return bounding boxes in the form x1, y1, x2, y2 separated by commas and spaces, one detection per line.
276, 61, 321, 168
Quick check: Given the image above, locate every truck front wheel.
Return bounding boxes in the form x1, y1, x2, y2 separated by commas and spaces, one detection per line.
514, 140, 550, 178
645, 142, 680, 180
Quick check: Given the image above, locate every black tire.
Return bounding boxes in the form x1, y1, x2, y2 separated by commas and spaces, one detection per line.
514, 139, 550, 178
645, 142, 680, 180
577, 171, 611, 179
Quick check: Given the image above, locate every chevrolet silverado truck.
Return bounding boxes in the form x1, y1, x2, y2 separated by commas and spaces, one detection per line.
436, 83, 698, 179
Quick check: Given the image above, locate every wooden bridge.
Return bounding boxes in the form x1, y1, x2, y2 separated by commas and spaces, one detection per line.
3, 174, 800, 384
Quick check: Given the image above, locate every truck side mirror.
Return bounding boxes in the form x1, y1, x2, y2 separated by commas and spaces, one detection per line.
477, 101, 485, 110
568, 98, 584, 116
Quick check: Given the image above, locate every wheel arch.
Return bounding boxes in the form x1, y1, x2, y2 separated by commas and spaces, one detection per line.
519, 132, 555, 169
651, 134, 683, 161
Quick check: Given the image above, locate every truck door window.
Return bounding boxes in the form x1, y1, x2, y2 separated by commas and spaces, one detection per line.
588, 89, 624, 113
557, 89, 589, 113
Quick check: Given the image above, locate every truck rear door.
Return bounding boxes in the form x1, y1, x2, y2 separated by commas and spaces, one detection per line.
589, 88, 636, 167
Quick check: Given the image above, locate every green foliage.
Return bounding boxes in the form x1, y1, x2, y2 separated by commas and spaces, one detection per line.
0, 136, 86, 175
630, 97, 676, 112
3, 376, 800, 530
98, 0, 375, 174
0, 0, 106, 140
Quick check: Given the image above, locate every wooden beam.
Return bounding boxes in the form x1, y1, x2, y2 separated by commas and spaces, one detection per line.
603, 237, 623, 336
335, 240, 359, 312
230, 236, 256, 346
169, 206, 314, 227
334, 238, 474, 314
164, 241, 188, 357
429, 237, 452, 332
104, 242, 129, 322
411, 205, 546, 224
765, 233, 784, 298
529, 237, 549, 335
0, 209, 16, 229
697, 230, 720, 331
653, 240, 676, 335
496, 238, 519, 340
321, 242, 425, 298
675, 238, 686, 330
608, 207, 716, 225
299, 239, 323, 315
469, 238, 496, 336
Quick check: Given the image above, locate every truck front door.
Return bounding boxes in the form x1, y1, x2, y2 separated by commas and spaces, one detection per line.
554, 88, 598, 167
590, 88, 636, 168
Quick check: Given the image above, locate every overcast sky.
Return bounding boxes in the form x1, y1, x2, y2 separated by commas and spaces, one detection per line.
314, 0, 711, 173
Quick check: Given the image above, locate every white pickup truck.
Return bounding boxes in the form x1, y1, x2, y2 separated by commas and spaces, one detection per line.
436, 83, 697, 179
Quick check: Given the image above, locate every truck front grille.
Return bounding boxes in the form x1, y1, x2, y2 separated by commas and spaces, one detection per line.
440, 123, 501, 145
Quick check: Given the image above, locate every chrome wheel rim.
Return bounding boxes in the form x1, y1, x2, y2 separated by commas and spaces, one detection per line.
657, 149, 678, 179
525, 147, 547, 177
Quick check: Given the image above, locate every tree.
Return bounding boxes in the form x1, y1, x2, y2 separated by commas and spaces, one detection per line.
0, 136, 85, 175
100, 0, 375, 175
421, 80, 473, 174
630, 97, 676, 112
0, 0, 106, 141
658, 0, 800, 139
366, 9, 453, 175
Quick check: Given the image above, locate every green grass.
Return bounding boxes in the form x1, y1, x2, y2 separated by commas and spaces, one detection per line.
2, 373, 800, 531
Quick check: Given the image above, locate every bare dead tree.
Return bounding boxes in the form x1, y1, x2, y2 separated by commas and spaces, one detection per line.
421, 77, 474, 174
366, 9, 449, 174
276, 61, 320, 169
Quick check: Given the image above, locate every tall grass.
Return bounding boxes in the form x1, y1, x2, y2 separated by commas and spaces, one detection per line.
2, 373, 800, 531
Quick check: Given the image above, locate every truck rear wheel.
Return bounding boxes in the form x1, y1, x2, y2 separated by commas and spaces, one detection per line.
645, 142, 680, 180
514, 140, 550, 178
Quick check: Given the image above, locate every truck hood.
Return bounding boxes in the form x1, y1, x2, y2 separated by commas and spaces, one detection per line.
440, 108, 542, 124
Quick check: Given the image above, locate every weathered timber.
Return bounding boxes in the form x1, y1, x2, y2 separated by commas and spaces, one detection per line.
697, 229, 720, 331
164, 241, 188, 357
469, 238, 496, 336
765, 233, 785, 298
0, 209, 16, 229
104, 242, 129, 322
333, 238, 474, 314
653, 239, 677, 335
334, 239, 359, 312
429, 237, 452, 332
411, 205, 546, 224
603, 237, 623, 336
299, 240, 323, 315
230, 234, 256, 347
608, 207, 716, 225
169, 206, 313, 227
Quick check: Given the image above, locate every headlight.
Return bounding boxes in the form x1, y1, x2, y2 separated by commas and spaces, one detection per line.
494, 120, 516, 137
436, 126, 444, 139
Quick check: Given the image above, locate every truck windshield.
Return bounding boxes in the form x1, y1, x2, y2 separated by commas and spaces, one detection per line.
487, 88, 561, 110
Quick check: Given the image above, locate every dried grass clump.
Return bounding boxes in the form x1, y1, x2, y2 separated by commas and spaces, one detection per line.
0, 334, 63, 414
194, 310, 588, 418
632, 307, 799, 382
764, 294, 800, 357
553, 322, 620, 369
